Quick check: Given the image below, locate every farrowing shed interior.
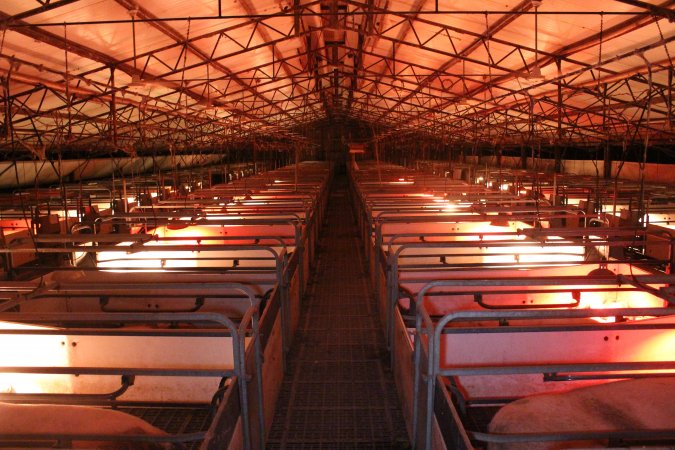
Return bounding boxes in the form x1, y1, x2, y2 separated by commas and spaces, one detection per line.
0, 1, 674, 449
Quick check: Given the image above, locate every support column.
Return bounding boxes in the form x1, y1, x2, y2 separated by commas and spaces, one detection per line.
554, 143, 562, 174
555, 59, 563, 174
603, 140, 612, 179
110, 66, 118, 149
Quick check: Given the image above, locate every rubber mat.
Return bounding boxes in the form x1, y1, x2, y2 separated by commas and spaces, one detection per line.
267, 178, 410, 450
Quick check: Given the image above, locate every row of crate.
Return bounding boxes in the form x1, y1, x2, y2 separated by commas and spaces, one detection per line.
349, 161, 675, 450
0, 161, 266, 256
417, 160, 675, 227
436, 162, 675, 271
0, 160, 332, 449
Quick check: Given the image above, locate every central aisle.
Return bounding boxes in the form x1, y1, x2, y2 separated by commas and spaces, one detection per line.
267, 175, 410, 449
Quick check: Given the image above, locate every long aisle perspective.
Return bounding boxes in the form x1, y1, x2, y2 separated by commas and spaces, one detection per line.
267, 174, 410, 450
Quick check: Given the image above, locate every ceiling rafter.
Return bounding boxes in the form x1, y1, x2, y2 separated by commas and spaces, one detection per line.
112, 0, 295, 124
376, 0, 533, 120
1, 4, 327, 126
0, 66, 291, 151
0, 0, 673, 157
358, 1, 673, 124
235, 0, 306, 89
354, 15, 674, 135
236, 65, 634, 144
364, 0, 427, 97
0, 0, 80, 25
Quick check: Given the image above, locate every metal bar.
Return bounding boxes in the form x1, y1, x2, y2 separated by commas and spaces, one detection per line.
0, 432, 206, 445
439, 361, 675, 377
471, 429, 675, 445
1, 0, 80, 23
0, 366, 232, 377
614, 0, 675, 21
3, 11, 655, 28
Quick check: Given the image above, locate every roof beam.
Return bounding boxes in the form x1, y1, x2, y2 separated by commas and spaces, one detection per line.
1, 0, 80, 24
365, 0, 427, 96
235, 0, 304, 85
0, 12, 142, 79
356, 8, 675, 135
378, 0, 533, 118
614, 0, 675, 22
446, 0, 675, 113
112, 0, 294, 124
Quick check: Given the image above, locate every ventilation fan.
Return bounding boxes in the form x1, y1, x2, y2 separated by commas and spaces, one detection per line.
519, 0, 547, 83
523, 64, 545, 82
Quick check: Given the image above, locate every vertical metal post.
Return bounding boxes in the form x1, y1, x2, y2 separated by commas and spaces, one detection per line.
638, 53, 652, 223
603, 140, 612, 179
122, 177, 128, 213
251, 311, 266, 450
110, 66, 118, 150
2, 73, 12, 140
294, 142, 300, 192
555, 59, 563, 174
602, 83, 612, 179
252, 139, 258, 175
295, 223, 304, 299
63, 24, 72, 141
233, 327, 252, 450
669, 67, 673, 131
411, 311, 423, 449
59, 152, 69, 234
374, 135, 382, 185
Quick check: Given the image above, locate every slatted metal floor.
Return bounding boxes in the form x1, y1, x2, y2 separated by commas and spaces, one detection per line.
121, 405, 211, 449
267, 177, 410, 450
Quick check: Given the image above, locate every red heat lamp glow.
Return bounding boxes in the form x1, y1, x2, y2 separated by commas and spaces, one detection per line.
576, 267, 667, 323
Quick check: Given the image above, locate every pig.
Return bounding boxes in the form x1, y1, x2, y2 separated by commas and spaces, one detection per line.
487, 377, 675, 450
0, 402, 171, 449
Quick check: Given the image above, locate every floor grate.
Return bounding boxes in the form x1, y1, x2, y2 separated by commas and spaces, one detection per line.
120, 405, 211, 449
267, 176, 410, 449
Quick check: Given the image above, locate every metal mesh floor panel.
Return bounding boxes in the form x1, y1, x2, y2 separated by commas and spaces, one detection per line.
119, 405, 211, 449
268, 179, 410, 449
